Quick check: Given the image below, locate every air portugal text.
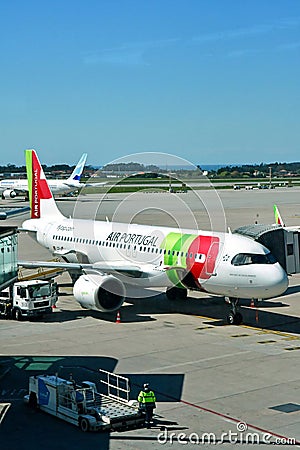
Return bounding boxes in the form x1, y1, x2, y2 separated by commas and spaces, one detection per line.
106, 232, 159, 247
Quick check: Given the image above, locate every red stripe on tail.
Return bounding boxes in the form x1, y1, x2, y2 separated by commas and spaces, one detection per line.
31, 151, 52, 218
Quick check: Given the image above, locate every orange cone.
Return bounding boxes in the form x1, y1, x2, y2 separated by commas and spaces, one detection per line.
116, 311, 121, 323
52, 303, 56, 309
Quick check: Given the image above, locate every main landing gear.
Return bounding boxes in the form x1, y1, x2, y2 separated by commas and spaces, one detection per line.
225, 297, 243, 325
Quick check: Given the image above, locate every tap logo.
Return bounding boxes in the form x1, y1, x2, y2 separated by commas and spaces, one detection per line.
26, 149, 52, 218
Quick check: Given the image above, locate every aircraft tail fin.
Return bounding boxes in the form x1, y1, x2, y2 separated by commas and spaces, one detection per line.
25, 149, 63, 219
273, 204, 285, 227
67, 153, 87, 181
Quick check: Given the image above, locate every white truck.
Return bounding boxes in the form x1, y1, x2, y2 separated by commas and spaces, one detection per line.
0, 279, 56, 320
24, 370, 145, 432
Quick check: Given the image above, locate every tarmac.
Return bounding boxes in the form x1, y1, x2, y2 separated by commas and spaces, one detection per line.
0, 186, 300, 449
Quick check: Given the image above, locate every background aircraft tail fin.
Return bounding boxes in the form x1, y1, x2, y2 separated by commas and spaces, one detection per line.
68, 153, 87, 181
25, 149, 63, 219
273, 204, 285, 227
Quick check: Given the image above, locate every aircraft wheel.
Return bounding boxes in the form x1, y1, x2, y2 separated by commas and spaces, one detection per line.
227, 312, 243, 325
234, 312, 243, 325
227, 313, 235, 325
79, 417, 90, 432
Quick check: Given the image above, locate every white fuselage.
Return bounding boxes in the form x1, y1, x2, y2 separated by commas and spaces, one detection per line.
0, 179, 82, 196
23, 216, 288, 300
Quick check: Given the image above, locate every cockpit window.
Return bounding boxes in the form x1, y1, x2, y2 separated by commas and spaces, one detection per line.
231, 252, 277, 266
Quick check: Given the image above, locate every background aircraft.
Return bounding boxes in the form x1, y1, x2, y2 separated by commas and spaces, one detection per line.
20, 150, 288, 325
0, 153, 90, 199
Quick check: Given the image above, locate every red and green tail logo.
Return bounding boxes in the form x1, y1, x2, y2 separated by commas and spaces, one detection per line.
25, 149, 52, 218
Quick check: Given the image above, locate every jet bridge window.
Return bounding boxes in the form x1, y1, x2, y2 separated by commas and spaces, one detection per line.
231, 252, 277, 266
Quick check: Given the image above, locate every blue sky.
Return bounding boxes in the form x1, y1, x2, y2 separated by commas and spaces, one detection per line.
0, 0, 299, 166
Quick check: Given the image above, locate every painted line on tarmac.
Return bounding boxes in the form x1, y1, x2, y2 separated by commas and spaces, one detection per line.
241, 324, 299, 339
195, 315, 299, 340
145, 350, 252, 373
4, 339, 59, 347
179, 398, 299, 445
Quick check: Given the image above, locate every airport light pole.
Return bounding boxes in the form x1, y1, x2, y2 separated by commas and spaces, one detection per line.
269, 166, 272, 189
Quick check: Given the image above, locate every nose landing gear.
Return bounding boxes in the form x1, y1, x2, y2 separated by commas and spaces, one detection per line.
225, 297, 243, 325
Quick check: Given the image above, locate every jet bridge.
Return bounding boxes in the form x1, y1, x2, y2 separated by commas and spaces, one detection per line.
234, 224, 300, 275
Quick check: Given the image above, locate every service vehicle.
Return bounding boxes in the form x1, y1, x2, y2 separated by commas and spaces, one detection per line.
0, 279, 56, 320
24, 370, 145, 432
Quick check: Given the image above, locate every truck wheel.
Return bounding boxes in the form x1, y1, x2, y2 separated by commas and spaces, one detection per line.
14, 309, 23, 321
79, 418, 90, 432
28, 392, 37, 409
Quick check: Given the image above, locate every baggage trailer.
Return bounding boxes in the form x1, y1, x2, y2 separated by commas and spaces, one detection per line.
24, 370, 145, 432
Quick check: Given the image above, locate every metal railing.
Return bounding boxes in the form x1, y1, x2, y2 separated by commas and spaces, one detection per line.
99, 369, 130, 403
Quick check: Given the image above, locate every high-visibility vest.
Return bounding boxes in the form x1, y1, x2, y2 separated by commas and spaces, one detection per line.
138, 390, 156, 404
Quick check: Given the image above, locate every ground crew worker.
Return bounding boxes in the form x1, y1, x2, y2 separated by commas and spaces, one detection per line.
138, 383, 156, 427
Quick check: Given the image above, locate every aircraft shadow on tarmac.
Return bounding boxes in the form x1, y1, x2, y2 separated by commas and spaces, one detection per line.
45, 287, 300, 335
284, 284, 300, 295
0, 356, 184, 450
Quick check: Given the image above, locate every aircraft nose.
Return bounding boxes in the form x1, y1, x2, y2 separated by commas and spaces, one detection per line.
270, 263, 288, 297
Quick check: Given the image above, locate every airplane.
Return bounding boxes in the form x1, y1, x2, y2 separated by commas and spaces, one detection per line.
20, 149, 288, 325
0, 153, 97, 199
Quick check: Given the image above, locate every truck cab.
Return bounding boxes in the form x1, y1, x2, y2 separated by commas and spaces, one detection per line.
0, 279, 55, 320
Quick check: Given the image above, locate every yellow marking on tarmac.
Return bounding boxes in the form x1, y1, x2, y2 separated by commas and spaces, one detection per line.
195, 315, 216, 321
241, 324, 299, 340
195, 326, 214, 330
282, 336, 300, 341
194, 315, 299, 340
231, 334, 250, 338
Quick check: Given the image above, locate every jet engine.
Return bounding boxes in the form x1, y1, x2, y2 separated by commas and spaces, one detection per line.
73, 273, 125, 312
2, 189, 17, 199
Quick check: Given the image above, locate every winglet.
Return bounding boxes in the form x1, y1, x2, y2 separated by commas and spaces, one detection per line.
68, 153, 87, 181
273, 204, 285, 227
25, 149, 63, 219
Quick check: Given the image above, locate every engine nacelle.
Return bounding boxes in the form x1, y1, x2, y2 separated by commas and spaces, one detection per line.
2, 189, 17, 199
73, 273, 125, 312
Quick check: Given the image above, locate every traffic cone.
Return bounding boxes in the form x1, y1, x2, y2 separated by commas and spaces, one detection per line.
52, 303, 56, 309
250, 299, 255, 308
116, 311, 121, 323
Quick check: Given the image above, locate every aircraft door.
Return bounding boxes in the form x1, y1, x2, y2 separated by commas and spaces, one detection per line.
204, 241, 219, 276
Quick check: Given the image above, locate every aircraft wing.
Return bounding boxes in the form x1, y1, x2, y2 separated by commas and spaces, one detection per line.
63, 181, 107, 189
0, 206, 30, 220
82, 181, 107, 188
18, 259, 183, 278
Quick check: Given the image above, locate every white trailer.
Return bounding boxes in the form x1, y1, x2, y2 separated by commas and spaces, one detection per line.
24, 371, 145, 432
0, 279, 56, 320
